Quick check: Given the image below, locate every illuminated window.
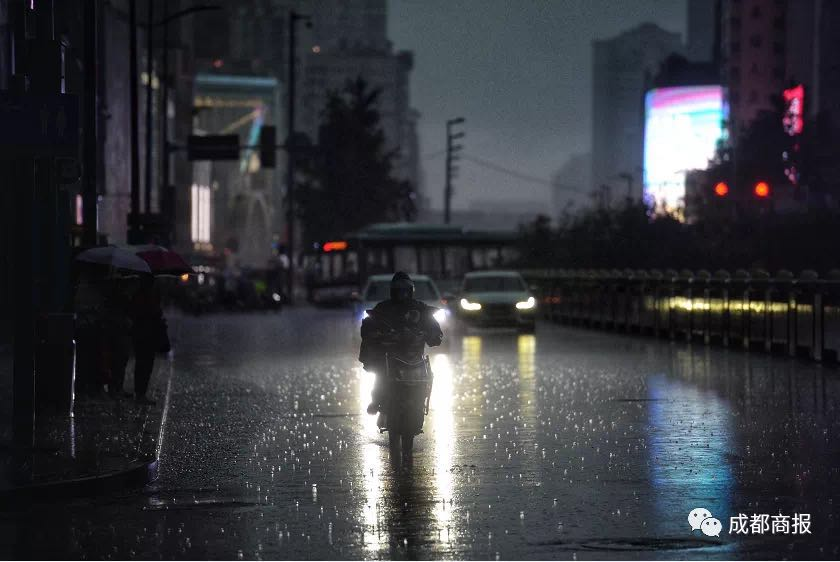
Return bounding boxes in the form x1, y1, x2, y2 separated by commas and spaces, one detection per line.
191, 183, 211, 243
75, 194, 83, 226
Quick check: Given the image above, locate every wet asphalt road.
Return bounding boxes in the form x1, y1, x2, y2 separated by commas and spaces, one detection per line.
3, 307, 840, 560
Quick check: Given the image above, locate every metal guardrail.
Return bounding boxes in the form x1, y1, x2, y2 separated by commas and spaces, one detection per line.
521, 268, 840, 364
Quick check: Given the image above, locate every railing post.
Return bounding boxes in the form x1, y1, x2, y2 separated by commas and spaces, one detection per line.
813, 288, 823, 362
790, 285, 798, 357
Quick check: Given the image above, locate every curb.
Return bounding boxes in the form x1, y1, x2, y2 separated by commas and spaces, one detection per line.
0, 458, 159, 502
0, 357, 174, 503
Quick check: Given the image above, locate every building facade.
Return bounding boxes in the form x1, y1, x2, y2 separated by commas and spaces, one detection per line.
720, 0, 788, 137
191, 0, 419, 261
591, 23, 683, 206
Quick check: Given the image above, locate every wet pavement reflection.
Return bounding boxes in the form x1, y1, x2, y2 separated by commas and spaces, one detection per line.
1, 307, 839, 559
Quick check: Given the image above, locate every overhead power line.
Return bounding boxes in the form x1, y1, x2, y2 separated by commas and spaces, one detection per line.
461, 154, 587, 193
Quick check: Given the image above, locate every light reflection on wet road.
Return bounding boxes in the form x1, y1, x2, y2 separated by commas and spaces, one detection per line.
2, 307, 839, 560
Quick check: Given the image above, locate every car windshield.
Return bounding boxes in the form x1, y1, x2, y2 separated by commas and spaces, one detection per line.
364, 280, 438, 302
463, 276, 526, 292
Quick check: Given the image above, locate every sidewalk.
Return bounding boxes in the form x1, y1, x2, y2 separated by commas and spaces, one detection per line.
0, 352, 172, 501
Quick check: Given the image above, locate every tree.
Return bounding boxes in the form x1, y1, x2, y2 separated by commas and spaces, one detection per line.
296, 77, 416, 247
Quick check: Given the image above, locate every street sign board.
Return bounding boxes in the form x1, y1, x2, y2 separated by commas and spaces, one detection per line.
187, 134, 240, 161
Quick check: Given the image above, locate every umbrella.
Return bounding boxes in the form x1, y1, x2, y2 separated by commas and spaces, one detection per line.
76, 247, 152, 274
120, 244, 194, 276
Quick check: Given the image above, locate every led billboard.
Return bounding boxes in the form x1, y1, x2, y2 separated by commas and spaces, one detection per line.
643, 85, 727, 213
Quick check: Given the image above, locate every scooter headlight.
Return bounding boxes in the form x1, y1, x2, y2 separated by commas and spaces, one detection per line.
433, 308, 447, 324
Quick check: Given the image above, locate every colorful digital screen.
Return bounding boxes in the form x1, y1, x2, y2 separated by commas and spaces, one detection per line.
643, 86, 727, 213
783, 84, 804, 136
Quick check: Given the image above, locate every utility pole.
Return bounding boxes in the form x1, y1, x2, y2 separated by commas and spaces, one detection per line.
160, 0, 169, 237
286, 10, 311, 304
444, 117, 465, 224
129, 0, 140, 243
82, 0, 98, 247
144, 0, 155, 216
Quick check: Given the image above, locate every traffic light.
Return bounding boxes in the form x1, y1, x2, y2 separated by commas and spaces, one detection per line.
259, 126, 276, 168
713, 182, 729, 197
754, 181, 770, 198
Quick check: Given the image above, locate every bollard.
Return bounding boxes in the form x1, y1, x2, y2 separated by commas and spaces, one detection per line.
749, 269, 770, 352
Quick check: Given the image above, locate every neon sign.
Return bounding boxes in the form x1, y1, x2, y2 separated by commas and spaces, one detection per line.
783, 85, 804, 136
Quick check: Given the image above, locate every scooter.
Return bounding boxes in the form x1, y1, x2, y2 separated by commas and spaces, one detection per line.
365, 315, 434, 468
380, 351, 432, 468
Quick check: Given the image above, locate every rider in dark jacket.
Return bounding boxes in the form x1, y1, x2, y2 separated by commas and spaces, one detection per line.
359, 272, 443, 414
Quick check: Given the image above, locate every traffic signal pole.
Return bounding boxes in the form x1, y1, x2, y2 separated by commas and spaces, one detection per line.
286, 11, 311, 304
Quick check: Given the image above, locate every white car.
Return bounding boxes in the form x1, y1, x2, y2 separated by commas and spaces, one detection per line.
456, 270, 537, 332
355, 274, 448, 326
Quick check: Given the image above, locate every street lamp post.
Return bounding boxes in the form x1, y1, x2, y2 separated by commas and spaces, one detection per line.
286, 10, 311, 305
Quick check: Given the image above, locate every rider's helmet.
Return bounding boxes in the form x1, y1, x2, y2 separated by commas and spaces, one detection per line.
390, 271, 415, 302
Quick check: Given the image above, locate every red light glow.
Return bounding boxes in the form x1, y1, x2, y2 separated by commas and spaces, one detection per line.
323, 240, 348, 252
714, 182, 729, 197
754, 181, 770, 198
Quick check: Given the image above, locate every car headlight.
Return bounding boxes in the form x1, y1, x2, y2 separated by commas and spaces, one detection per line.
433, 308, 447, 324
516, 296, 536, 310
460, 298, 482, 311
362, 310, 369, 319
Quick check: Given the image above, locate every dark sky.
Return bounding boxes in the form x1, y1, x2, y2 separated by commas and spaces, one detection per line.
388, 0, 686, 213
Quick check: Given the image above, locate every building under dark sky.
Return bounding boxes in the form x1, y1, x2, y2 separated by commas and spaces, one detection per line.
388, 0, 687, 216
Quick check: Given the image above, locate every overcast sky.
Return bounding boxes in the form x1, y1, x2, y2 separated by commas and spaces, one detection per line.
388, 0, 686, 213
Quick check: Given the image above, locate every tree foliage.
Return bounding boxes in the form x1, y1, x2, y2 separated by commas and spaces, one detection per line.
296, 77, 416, 247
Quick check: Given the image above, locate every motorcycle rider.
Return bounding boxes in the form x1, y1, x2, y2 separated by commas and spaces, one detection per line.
359, 272, 443, 415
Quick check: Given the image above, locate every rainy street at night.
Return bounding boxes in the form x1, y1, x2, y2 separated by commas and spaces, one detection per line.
3, 308, 839, 560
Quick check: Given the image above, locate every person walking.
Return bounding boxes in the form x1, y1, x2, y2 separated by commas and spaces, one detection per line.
129, 273, 167, 405
104, 277, 134, 398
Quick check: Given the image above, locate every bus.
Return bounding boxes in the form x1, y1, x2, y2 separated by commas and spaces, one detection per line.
303, 222, 521, 305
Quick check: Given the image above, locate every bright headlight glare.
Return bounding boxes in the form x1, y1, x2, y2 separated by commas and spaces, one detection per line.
362, 310, 369, 319
516, 296, 536, 310
460, 298, 482, 311
433, 309, 447, 323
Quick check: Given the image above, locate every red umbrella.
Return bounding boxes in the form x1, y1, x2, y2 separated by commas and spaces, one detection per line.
119, 245, 194, 276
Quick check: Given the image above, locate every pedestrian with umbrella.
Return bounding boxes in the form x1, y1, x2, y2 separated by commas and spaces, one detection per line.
122, 245, 192, 405
74, 247, 152, 397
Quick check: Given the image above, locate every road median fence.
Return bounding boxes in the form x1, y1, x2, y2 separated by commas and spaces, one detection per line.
521, 268, 840, 364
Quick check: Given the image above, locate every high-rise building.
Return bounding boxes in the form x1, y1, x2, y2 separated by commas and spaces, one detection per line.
719, 0, 840, 194
300, 0, 419, 190
720, 0, 788, 137
591, 23, 683, 205
687, 0, 720, 62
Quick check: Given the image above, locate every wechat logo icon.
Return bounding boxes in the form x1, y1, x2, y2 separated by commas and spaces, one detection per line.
688, 507, 722, 538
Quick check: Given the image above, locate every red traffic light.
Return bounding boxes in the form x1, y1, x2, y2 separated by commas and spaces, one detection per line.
754, 181, 770, 198
714, 182, 729, 197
